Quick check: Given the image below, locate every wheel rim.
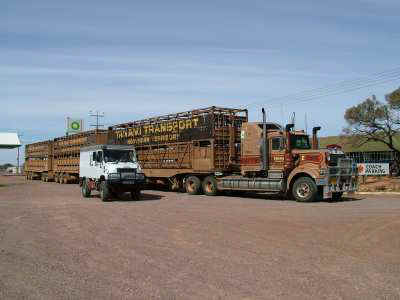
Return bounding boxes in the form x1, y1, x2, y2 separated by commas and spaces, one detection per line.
187, 180, 195, 192
296, 183, 311, 199
205, 181, 213, 193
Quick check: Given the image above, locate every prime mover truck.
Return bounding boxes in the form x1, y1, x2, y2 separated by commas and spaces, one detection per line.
110, 106, 358, 202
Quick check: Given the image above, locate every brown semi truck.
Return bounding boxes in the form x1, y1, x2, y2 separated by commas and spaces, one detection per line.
110, 106, 358, 201
25, 130, 107, 183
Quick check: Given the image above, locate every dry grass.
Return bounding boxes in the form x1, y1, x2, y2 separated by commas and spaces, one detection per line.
358, 176, 400, 192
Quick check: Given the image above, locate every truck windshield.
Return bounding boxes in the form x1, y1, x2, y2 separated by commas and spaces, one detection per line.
104, 150, 137, 163
290, 135, 311, 150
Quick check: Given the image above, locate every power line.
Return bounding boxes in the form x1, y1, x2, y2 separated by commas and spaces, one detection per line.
268, 74, 400, 109
245, 67, 400, 108
243, 67, 400, 110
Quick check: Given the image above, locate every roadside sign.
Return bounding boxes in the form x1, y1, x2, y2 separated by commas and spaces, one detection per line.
66, 118, 83, 134
357, 163, 389, 176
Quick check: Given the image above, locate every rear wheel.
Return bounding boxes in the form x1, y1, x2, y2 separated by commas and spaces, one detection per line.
185, 176, 202, 195
100, 181, 111, 202
202, 176, 218, 196
82, 180, 91, 198
292, 177, 317, 202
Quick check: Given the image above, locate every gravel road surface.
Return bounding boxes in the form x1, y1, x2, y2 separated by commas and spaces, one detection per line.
1, 176, 399, 299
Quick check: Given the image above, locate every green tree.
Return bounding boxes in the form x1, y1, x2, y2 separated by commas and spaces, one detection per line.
343, 90, 400, 174
0, 163, 14, 170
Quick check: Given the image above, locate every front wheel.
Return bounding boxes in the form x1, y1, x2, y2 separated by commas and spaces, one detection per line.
292, 177, 317, 202
100, 181, 111, 202
82, 180, 91, 198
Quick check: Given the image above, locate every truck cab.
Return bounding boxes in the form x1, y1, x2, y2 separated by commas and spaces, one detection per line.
79, 144, 146, 201
236, 120, 358, 201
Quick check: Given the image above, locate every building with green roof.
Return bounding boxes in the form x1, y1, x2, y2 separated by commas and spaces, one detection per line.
319, 135, 399, 163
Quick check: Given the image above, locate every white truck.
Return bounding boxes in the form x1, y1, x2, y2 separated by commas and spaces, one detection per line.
79, 144, 146, 201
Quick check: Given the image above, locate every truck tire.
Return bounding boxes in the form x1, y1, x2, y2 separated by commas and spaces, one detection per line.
292, 177, 317, 202
202, 176, 218, 196
82, 180, 91, 198
100, 181, 111, 202
332, 192, 343, 201
130, 188, 141, 201
185, 176, 202, 195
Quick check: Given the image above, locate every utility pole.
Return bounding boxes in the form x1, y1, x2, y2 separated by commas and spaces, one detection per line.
89, 111, 105, 131
304, 113, 308, 134
17, 133, 23, 175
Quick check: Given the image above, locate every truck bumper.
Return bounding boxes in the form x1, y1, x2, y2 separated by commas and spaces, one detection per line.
323, 182, 358, 199
322, 159, 358, 199
106, 178, 146, 186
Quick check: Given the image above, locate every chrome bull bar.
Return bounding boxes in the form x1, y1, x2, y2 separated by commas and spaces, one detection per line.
324, 158, 358, 198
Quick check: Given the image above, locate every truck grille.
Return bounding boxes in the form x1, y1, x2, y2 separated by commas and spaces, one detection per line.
117, 168, 136, 173
328, 154, 345, 166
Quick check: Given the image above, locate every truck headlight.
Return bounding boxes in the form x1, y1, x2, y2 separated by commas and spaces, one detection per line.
108, 173, 120, 179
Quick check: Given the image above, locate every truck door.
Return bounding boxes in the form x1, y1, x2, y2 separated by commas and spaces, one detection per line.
269, 136, 285, 171
91, 151, 104, 178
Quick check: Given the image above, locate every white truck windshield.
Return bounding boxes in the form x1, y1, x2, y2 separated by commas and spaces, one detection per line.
104, 150, 137, 163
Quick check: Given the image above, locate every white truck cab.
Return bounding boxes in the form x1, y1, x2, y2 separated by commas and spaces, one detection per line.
79, 144, 146, 201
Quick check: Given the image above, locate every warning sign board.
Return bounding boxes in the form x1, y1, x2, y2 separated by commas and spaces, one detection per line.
357, 163, 389, 176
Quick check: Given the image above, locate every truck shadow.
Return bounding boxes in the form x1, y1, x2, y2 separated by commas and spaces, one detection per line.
90, 192, 165, 202
222, 192, 364, 203
325, 196, 364, 203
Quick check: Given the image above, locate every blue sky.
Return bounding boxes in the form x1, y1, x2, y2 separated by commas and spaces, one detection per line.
1, 0, 400, 164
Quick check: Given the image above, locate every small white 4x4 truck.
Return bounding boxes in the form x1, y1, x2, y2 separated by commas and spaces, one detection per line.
79, 144, 146, 201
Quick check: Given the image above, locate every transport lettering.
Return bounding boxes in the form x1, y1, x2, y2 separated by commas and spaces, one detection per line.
115, 117, 200, 141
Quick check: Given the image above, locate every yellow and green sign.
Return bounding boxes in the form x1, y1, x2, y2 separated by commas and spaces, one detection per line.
67, 118, 83, 134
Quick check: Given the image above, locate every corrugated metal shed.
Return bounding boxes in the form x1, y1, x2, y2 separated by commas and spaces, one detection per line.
0, 133, 21, 149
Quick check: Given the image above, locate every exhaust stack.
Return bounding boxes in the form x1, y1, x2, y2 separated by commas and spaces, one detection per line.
262, 108, 267, 171
285, 124, 294, 152
312, 126, 321, 150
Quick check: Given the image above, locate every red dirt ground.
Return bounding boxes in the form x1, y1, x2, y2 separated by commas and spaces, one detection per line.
1, 176, 399, 299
